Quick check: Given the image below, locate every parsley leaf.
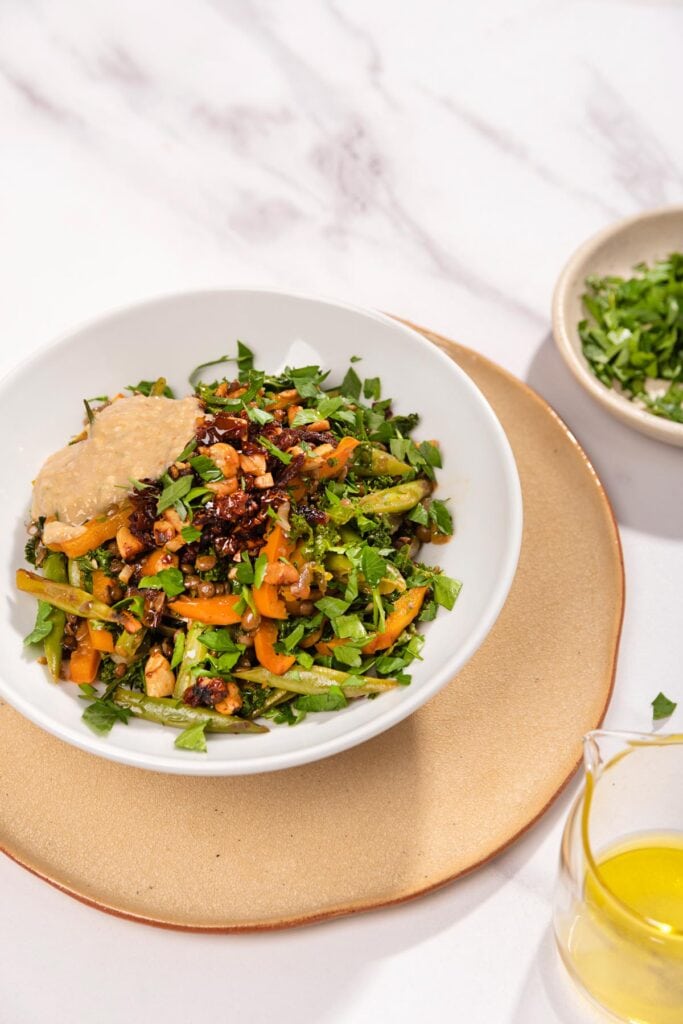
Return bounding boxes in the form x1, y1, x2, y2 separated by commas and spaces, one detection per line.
170, 631, 185, 669
340, 366, 362, 399
433, 575, 462, 610
652, 692, 677, 720
24, 601, 53, 646
315, 596, 350, 618
157, 474, 192, 514
126, 379, 174, 398
181, 524, 202, 543
360, 546, 388, 588
253, 553, 269, 589
429, 500, 453, 535
363, 377, 381, 401
190, 454, 223, 482
138, 567, 185, 597
258, 435, 292, 464
174, 721, 208, 752
295, 686, 347, 713
82, 699, 131, 736
200, 628, 243, 652
245, 405, 274, 425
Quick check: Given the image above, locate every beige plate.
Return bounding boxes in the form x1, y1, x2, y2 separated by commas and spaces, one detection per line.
552, 205, 683, 447
0, 329, 624, 932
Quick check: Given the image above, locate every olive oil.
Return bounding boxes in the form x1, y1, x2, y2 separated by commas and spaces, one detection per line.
566, 834, 683, 1023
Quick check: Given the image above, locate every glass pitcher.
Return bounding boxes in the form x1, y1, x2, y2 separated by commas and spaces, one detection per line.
554, 730, 683, 1024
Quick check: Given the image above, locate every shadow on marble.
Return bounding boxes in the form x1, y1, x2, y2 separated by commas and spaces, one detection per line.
511, 924, 613, 1024
526, 335, 683, 541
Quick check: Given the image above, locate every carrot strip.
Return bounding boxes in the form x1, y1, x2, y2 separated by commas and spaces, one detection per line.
141, 548, 179, 577
70, 633, 102, 683
316, 437, 361, 481
92, 570, 114, 605
253, 583, 288, 620
53, 507, 132, 559
254, 620, 295, 675
363, 586, 428, 654
168, 595, 242, 625
87, 622, 115, 653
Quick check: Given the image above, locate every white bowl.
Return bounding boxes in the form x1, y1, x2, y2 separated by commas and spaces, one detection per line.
0, 291, 522, 775
552, 206, 683, 446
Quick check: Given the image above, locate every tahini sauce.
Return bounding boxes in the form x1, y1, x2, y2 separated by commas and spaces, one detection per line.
32, 395, 200, 542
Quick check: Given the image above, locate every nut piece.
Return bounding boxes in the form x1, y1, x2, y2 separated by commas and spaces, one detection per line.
254, 473, 274, 490
214, 681, 243, 716
264, 562, 299, 585
153, 519, 176, 546
207, 478, 239, 496
116, 526, 145, 561
239, 452, 267, 476
144, 651, 175, 698
206, 443, 239, 478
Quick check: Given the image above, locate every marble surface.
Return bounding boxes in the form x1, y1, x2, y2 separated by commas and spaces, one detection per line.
1, 1, 682, 1021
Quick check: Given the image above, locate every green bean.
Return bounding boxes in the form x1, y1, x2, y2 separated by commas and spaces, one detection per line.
113, 687, 268, 734
16, 569, 120, 624
250, 688, 293, 719
114, 627, 146, 663
67, 557, 83, 589
325, 552, 406, 594
328, 480, 431, 524
173, 620, 206, 699
233, 665, 399, 698
353, 447, 412, 477
42, 553, 67, 681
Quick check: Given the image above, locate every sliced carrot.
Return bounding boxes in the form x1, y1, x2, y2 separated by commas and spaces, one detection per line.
168, 595, 242, 625
316, 437, 360, 481
254, 620, 295, 675
253, 582, 288, 620
251, 525, 295, 620
363, 586, 428, 654
70, 634, 102, 684
141, 548, 179, 577
92, 570, 114, 605
262, 523, 293, 563
314, 637, 346, 657
265, 388, 300, 411
300, 626, 323, 649
87, 622, 115, 653
54, 506, 132, 559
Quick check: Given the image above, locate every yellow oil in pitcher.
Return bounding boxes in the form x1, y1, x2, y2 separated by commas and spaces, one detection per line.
564, 795, 683, 1023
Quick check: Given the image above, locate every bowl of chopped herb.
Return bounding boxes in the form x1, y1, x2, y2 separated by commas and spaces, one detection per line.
552, 206, 683, 446
1, 290, 522, 775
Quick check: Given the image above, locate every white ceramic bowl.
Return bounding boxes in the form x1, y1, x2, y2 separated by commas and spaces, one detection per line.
0, 291, 522, 775
552, 206, 683, 446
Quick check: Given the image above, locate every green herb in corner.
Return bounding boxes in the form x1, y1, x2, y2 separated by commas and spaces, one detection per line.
579, 254, 683, 423
652, 692, 677, 721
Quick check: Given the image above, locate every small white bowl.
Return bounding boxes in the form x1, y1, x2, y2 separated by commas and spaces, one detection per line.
552, 206, 683, 447
0, 290, 522, 775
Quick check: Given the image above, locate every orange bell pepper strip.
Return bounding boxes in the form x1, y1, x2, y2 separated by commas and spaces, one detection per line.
70, 630, 102, 684
140, 548, 179, 577
92, 570, 114, 605
316, 437, 360, 481
253, 524, 293, 620
253, 582, 288, 620
168, 595, 242, 625
314, 637, 346, 657
254, 619, 296, 675
87, 622, 115, 653
363, 586, 428, 654
261, 523, 293, 563
51, 506, 132, 559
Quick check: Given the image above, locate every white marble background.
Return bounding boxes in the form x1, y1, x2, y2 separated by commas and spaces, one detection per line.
1, 2, 682, 1022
